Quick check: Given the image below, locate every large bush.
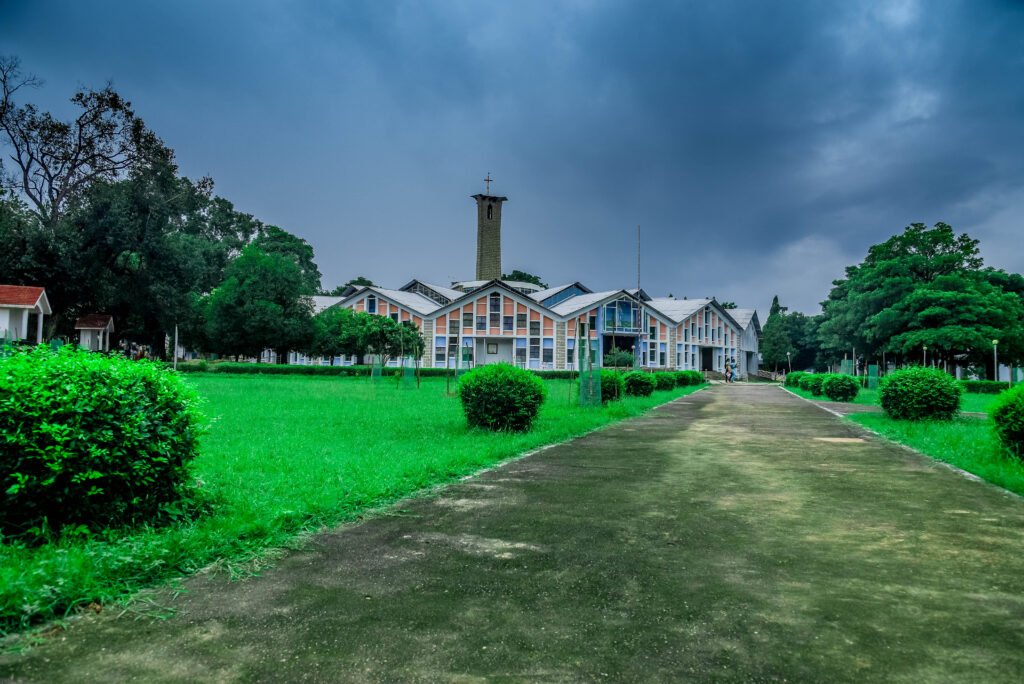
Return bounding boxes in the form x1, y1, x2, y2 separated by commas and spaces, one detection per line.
880, 367, 962, 420
991, 384, 1024, 459
785, 371, 807, 388
654, 373, 676, 391
599, 370, 625, 403
602, 349, 634, 368
823, 374, 860, 402
623, 371, 656, 397
1, 347, 205, 540
458, 363, 546, 431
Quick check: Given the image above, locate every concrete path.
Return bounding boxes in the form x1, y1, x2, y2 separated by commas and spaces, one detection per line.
4, 385, 1024, 682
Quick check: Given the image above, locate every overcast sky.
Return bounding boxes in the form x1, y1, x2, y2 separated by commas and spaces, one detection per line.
3, 0, 1023, 317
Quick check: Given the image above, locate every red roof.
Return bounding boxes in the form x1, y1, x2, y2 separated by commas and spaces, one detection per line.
75, 314, 114, 330
0, 285, 46, 308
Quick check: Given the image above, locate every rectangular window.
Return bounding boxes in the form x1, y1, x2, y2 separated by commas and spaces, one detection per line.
503, 316, 513, 332
649, 342, 657, 365
490, 293, 501, 312
390, 313, 399, 322
529, 339, 540, 360
463, 312, 473, 329
367, 296, 377, 314
490, 311, 500, 328
476, 316, 486, 331
434, 335, 446, 363
684, 327, 689, 342
589, 314, 597, 331
448, 336, 458, 363
516, 338, 527, 364
542, 338, 553, 364
448, 318, 458, 334
649, 324, 657, 339
529, 321, 541, 336
516, 313, 527, 330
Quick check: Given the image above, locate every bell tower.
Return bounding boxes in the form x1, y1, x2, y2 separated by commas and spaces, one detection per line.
472, 173, 507, 281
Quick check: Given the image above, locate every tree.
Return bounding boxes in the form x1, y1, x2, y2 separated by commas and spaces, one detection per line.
719, 301, 737, 309
356, 316, 425, 367
311, 307, 371, 362
1, 56, 166, 227
817, 222, 984, 364
204, 246, 314, 361
760, 296, 795, 372
252, 225, 322, 294
321, 277, 375, 296
502, 270, 548, 288
816, 222, 1023, 372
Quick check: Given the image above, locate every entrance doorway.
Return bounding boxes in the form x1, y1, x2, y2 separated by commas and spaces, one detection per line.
602, 334, 639, 366
700, 347, 714, 371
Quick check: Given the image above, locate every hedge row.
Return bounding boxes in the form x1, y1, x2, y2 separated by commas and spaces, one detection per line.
794, 372, 861, 402
175, 361, 584, 380
176, 362, 708, 384
960, 379, 1011, 394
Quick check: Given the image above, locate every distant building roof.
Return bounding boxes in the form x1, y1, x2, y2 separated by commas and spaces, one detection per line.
729, 308, 755, 329
365, 287, 441, 315
0, 285, 51, 314
452, 279, 544, 294
74, 314, 114, 330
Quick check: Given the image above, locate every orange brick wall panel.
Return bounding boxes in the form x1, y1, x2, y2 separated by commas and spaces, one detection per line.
503, 298, 514, 315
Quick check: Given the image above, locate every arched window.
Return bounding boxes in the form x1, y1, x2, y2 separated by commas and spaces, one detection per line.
366, 294, 376, 314
487, 203, 493, 220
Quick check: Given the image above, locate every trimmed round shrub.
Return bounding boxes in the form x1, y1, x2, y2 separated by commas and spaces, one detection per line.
599, 370, 625, 403
0, 346, 205, 540
991, 384, 1024, 459
799, 373, 827, 396
458, 363, 546, 432
822, 374, 860, 402
879, 366, 962, 420
785, 371, 807, 388
623, 371, 657, 397
654, 373, 676, 391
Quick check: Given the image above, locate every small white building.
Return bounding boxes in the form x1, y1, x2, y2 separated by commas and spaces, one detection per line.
75, 314, 115, 352
0, 284, 51, 344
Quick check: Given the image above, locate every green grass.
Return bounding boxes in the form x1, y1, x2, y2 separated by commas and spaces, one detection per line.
788, 385, 1002, 413
0, 375, 704, 635
849, 413, 1024, 497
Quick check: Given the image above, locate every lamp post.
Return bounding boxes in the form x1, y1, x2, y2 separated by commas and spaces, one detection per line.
923, 345, 927, 367
993, 339, 999, 384
786, 351, 791, 373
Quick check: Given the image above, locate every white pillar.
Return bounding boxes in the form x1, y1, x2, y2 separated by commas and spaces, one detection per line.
36, 310, 43, 344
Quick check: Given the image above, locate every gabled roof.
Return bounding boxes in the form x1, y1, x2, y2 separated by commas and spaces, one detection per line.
347, 286, 440, 315
729, 308, 761, 337
529, 282, 593, 303
310, 295, 344, 314
75, 314, 114, 330
646, 297, 712, 323
429, 279, 554, 318
625, 288, 652, 302
0, 285, 51, 314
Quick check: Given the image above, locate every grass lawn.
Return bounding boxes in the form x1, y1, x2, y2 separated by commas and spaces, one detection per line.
849, 412, 1024, 497
788, 385, 1001, 413
0, 374, 703, 636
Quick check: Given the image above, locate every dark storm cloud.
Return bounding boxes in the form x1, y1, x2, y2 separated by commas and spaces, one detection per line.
3, 0, 1024, 316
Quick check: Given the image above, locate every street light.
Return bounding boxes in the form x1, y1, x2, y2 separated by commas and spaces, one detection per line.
993, 339, 1000, 384
786, 351, 792, 373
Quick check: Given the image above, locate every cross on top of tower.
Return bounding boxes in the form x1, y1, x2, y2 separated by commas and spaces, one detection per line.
484, 172, 492, 194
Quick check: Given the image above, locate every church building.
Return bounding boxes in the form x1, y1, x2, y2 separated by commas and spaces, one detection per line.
313, 181, 760, 376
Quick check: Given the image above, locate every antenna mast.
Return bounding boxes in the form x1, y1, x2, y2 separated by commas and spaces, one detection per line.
636, 224, 641, 295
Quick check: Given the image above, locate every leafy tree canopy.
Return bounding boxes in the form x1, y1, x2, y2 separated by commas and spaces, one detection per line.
252, 225, 322, 295
502, 270, 548, 289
